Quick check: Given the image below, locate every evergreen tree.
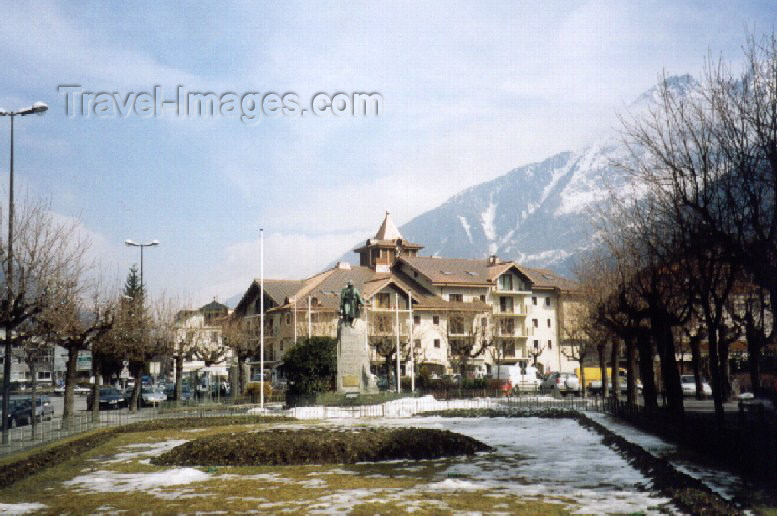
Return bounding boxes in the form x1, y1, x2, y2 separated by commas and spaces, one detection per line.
123, 264, 144, 301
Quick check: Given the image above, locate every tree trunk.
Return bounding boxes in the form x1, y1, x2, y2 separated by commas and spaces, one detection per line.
579, 356, 587, 398
637, 331, 658, 410
720, 332, 731, 400
625, 336, 637, 406
174, 353, 184, 402
651, 306, 683, 417
598, 343, 608, 398
610, 339, 620, 404
690, 334, 704, 400
129, 363, 143, 412
705, 316, 725, 429
90, 359, 101, 422
237, 354, 246, 396
745, 317, 764, 397
29, 361, 37, 439
62, 346, 79, 430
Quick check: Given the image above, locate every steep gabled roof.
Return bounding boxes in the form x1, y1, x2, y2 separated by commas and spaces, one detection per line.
518, 267, 579, 291
374, 211, 402, 240
398, 255, 515, 286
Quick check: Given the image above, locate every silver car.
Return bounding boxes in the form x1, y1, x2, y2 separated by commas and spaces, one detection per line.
541, 372, 580, 396
680, 375, 712, 398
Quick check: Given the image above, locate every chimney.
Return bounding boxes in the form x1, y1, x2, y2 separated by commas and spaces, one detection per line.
488, 255, 498, 266
336, 261, 351, 270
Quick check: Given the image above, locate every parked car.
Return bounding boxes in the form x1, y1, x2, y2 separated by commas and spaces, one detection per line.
541, 372, 581, 396
54, 384, 91, 396
87, 387, 127, 410
22, 396, 54, 422
680, 375, 712, 398
493, 364, 542, 393
140, 386, 167, 407
4, 399, 32, 428
163, 384, 193, 402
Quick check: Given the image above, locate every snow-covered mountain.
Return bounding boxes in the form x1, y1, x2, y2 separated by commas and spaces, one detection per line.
381, 75, 697, 278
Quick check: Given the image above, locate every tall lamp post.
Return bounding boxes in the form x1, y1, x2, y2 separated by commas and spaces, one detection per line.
1, 102, 48, 445
124, 239, 160, 293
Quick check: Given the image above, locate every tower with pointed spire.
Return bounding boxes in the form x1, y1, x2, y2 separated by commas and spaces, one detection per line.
354, 211, 424, 272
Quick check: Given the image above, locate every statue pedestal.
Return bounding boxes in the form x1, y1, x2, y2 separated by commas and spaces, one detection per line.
337, 319, 377, 394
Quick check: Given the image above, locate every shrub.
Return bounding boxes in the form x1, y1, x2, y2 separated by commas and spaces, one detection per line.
245, 381, 272, 399
279, 337, 336, 399
152, 427, 492, 466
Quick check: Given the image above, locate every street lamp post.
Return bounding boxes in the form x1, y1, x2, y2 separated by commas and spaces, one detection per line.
124, 239, 160, 293
1, 102, 48, 445
123, 239, 158, 409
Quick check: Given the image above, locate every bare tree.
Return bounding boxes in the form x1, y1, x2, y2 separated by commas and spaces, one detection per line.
38, 291, 115, 428
0, 201, 99, 440
221, 316, 255, 396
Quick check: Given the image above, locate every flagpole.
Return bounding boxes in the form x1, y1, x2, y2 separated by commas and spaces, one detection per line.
409, 291, 414, 393
395, 292, 401, 394
260, 228, 264, 409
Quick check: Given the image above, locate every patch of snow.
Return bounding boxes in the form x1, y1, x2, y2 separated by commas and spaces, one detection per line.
427, 478, 485, 490
64, 468, 210, 495
480, 197, 497, 241
586, 412, 750, 503
457, 216, 473, 244
0, 503, 47, 514
104, 439, 189, 463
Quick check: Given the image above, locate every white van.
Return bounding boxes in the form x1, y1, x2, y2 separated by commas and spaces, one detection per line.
493, 364, 542, 393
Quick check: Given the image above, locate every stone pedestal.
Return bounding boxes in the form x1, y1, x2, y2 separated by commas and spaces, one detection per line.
337, 319, 378, 393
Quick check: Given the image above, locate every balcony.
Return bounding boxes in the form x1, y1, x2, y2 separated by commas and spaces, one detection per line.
492, 288, 532, 296
495, 325, 532, 338
493, 304, 529, 317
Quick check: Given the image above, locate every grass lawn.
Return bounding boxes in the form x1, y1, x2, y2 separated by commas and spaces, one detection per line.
0, 418, 572, 514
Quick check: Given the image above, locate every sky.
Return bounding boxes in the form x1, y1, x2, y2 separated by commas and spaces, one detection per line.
0, 1, 774, 307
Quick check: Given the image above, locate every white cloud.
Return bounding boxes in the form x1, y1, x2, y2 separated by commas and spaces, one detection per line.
191, 229, 366, 306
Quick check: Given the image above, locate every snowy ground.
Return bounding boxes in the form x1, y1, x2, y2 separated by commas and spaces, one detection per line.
586, 412, 752, 504
5, 415, 680, 514
335, 416, 677, 514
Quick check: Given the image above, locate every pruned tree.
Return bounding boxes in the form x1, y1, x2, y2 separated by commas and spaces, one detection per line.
38, 290, 115, 428
222, 316, 255, 396
1, 201, 92, 443
447, 312, 490, 380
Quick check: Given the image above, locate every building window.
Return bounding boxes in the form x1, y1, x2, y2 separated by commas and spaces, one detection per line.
499, 296, 513, 313
449, 315, 465, 335
545, 297, 551, 306
480, 294, 486, 302
414, 339, 421, 349
532, 296, 537, 305
499, 274, 513, 291
449, 293, 463, 303
532, 318, 538, 328
548, 339, 552, 349
286, 313, 291, 325
434, 339, 441, 348
37, 371, 52, 380
547, 319, 551, 328
533, 339, 539, 349
413, 315, 420, 325
433, 315, 439, 325
375, 293, 391, 309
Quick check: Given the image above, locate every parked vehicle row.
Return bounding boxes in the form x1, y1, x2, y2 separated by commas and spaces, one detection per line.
1, 396, 54, 428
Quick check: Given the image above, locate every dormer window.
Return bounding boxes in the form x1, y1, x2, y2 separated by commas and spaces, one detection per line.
498, 274, 513, 291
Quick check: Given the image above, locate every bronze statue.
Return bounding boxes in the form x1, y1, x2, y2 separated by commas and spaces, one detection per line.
339, 281, 364, 327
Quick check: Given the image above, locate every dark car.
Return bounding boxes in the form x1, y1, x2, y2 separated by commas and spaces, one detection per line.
4, 399, 32, 428
21, 396, 54, 422
87, 387, 127, 410
164, 384, 193, 402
